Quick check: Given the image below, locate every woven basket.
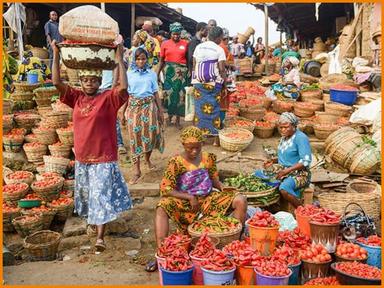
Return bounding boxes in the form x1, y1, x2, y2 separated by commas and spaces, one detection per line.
240, 107, 265, 121
37, 106, 53, 117
188, 223, 242, 249
43, 156, 70, 175
33, 128, 58, 145
272, 100, 294, 114
3, 135, 24, 152
51, 102, 73, 121
4, 171, 34, 185
24, 134, 39, 143
324, 102, 353, 117
242, 186, 280, 207
48, 200, 74, 222
34, 87, 59, 99
304, 99, 324, 111
22, 209, 57, 230
254, 125, 275, 139
318, 189, 380, 219
262, 97, 272, 109
43, 112, 69, 129
24, 143, 48, 163
56, 129, 74, 146
313, 124, 340, 140
347, 144, 381, 175
3, 99, 13, 114
63, 179, 75, 191
23, 230, 62, 261
13, 82, 40, 93
300, 89, 323, 100
31, 177, 64, 201
3, 183, 30, 204
254, 64, 265, 74
12, 214, 44, 238
12, 100, 36, 111
219, 128, 254, 152
14, 113, 41, 129
11, 92, 35, 102
293, 103, 316, 118
3, 209, 21, 232
3, 115, 14, 132
48, 144, 71, 158
34, 98, 52, 107
314, 112, 340, 125
225, 116, 255, 132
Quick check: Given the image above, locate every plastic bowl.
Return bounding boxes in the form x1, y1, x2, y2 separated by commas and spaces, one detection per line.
335, 253, 367, 264
331, 262, 381, 285
18, 199, 42, 208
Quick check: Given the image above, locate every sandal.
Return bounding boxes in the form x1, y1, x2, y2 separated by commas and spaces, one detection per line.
145, 260, 158, 272
95, 239, 106, 252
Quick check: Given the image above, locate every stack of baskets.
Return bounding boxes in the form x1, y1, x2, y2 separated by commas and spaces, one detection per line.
219, 128, 254, 152
13, 112, 41, 131
23, 143, 48, 163
293, 102, 317, 118
48, 142, 71, 158
33, 127, 58, 145
56, 126, 74, 146
11, 82, 41, 112
33, 87, 58, 107
272, 100, 294, 114
31, 176, 64, 201
3, 133, 25, 153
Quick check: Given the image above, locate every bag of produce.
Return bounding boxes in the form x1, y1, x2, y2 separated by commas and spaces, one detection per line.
59, 5, 119, 45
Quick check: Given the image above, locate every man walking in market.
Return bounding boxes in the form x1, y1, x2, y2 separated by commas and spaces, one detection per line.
187, 22, 208, 78
44, 11, 63, 68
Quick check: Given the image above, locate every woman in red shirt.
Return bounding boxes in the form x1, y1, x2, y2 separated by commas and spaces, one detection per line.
157, 22, 188, 129
51, 40, 132, 252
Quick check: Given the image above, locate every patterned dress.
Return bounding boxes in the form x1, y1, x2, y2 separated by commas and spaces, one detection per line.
163, 63, 188, 117
157, 152, 238, 231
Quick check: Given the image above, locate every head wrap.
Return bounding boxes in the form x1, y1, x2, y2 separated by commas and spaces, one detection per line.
180, 126, 204, 144
279, 112, 299, 127
78, 69, 103, 78
136, 30, 149, 43
130, 47, 150, 72
287, 56, 300, 67
170, 22, 183, 33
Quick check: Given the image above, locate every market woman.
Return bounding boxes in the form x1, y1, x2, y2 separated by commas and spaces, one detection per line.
51, 40, 132, 252
157, 22, 189, 129
192, 26, 227, 146
145, 126, 247, 271
123, 48, 164, 185
255, 113, 312, 208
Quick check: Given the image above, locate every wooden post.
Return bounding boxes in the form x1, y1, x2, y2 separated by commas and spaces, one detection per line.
264, 4, 269, 76
131, 3, 135, 41
100, 3, 105, 12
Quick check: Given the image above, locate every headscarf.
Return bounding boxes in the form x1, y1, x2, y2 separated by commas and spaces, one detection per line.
78, 69, 103, 78
287, 56, 300, 67
130, 47, 150, 72
136, 30, 149, 43
170, 22, 183, 33
279, 112, 299, 127
180, 126, 204, 144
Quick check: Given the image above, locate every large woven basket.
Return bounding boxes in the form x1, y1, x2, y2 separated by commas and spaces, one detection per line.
314, 112, 339, 125
33, 128, 58, 145
3, 99, 13, 114
313, 124, 340, 140
3, 208, 21, 232
24, 143, 48, 163
13, 82, 40, 92
14, 113, 41, 130
12, 214, 44, 238
56, 128, 74, 146
242, 186, 280, 207
4, 171, 34, 185
346, 144, 381, 175
43, 156, 70, 175
225, 116, 255, 132
254, 125, 276, 139
188, 222, 242, 249
43, 112, 69, 129
24, 230, 62, 261
31, 177, 64, 201
300, 89, 323, 100
11, 92, 35, 102
48, 143, 71, 158
304, 99, 324, 111
3, 183, 29, 204
272, 100, 294, 114
3, 135, 24, 152
219, 128, 254, 152
293, 103, 316, 118
48, 200, 74, 222
240, 107, 265, 121
324, 102, 353, 117
37, 106, 53, 117
22, 209, 57, 230
33, 87, 59, 99
24, 134, 39, 143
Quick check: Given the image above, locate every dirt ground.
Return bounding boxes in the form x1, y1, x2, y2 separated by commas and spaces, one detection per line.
3, 121, 281, 285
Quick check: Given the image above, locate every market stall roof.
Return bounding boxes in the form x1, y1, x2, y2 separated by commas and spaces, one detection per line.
252, 3, 354, 40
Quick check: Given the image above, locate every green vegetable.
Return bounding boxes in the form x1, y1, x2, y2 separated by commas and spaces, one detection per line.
224, 174, 271, 192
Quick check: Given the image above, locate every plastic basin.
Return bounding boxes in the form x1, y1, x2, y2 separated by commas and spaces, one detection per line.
357, 242, 381, 269
18, 199, 42, 208
27, 73, 39, 84
160, 266, 194, 285
331, 263, 381, 285
288, 262, 301, 285
201, 266, 236, 285
330, 89, 358, 106
255, 268, 292, 285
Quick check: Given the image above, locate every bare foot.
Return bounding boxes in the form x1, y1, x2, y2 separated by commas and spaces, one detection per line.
146, 161, 156, 171
129, 174, 142, 185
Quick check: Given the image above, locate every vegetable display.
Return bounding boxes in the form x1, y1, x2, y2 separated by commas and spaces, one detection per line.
50, 197, 73, 207
201, 249, 235, 271
356, 235, 381, 247
336, 243, 368, 260
3, 183, 28, 194
310, 208, 341, 224
190, 234, 216, 259
334, 262, 381, 280
157, 232, 191, 258
223, 240, 263, 266
190, 215, 240, 234
163, 248, 193, 272
221, 130, 251, 140
247, 211, 280, 228
299, 244, 332, 263
255, 260, 291, 277
224, 174, 271, 192
277, 228, 312, 250
6, 171, 32, 180
272, 245, 301, 266
304, 276, 340, 285
32, 177, 62, 188
295, 205, 324, 217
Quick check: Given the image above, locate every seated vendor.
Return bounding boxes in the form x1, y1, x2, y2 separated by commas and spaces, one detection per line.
15, 51, 51, 83
146, 126, 247, 272
255, 113, 312, 208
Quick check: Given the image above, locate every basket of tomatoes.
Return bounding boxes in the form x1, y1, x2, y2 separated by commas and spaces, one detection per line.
3, 203, 21, 232
335, 242, 368, 263
24, 133, 39, 143
48, 197, 74, 222
224, 116, 255, 133
23, 142, 48, 163
331, 261, 381, 285
299, 244, 333, 283
4, 171, 34, 185
254, 121, 276, 139
218, 128, 254, 152
293, 102, 317, 118
23, 205, 56, 230
32, 127, 58, 145
14, 112, 41, 130
43, 156, 70, 175
313, 123, 340, 140
48, 142, 71, 158
3, 114, 14, 134
272, 100, 294, 114
3, 129, 26, 153
12, 214, 44, 238
31, 177, 64, 202
56, 125, 74, 146
3, 183, 30, 204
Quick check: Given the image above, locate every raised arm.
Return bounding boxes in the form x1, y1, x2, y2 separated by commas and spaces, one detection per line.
51, 40, 68, 95
115, 44, 128, 95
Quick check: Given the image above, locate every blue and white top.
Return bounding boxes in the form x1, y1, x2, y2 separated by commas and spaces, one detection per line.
277, 129, 312, 168
127, 69, 158, 98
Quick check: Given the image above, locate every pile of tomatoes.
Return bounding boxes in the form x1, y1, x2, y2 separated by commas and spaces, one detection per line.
163, 248, 193, 272
299, 244, 332, 263
23, 193, 41, 200
272, 245, 301, 266
255, 260, 291, 277
223, 240, 263, 267
304, 276, 340, 285
3, 203, 20, 213
28, 205, 52, 213
336, 243, 368, 260
331, 84, 359, 91
247, 211, 280, 228
295, 204, 323, 217
24, 142, 45, 149
190, 234, 216, 259
3, 183, 28, 194
277, 228, 311, 250
254, 121, 274, 128
310, 208, 341, 224
32, 178, 61, 189
60, 190, 73, 198
356, 235, 381, 247
50, 197, 73, 207
57, 126, 73, 133
201, 249, 235, 271
229, 119, 254, 129
239, 98, 262, 108
158, 232, 191, 258
334, 262, 381, 280
6, 171, 32, 180
6, 128, 27, 136
222, 131, 251, 140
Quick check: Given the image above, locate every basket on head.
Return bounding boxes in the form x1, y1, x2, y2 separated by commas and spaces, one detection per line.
43, 156, 70, 175
48, 143, 71, 158
23, 230, 62, 261
3, 135, 24, 152
219, 128, 254, 152
31, 177, 64, 202
33, 127, 58, 145
13, 82, 40, 93
23, 143, 48, 163
12, 214, 44, 238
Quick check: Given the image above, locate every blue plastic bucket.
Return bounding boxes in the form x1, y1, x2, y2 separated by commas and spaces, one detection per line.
255, 268, 292, 286
288, 262, 301, 285
357, 242, 381, 269
330, 89, 358, 106
160, 266, 194, 286
27, 73, 39, 84
201, 266, 236, 285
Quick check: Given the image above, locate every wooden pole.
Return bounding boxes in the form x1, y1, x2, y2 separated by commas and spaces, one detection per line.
264, 4, 269, 76
131, 3, 136, 41
100, 3, 105, 12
